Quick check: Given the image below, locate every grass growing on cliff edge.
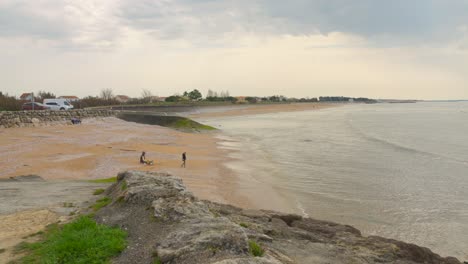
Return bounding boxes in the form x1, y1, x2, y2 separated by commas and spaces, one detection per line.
88, 177, 117, 184
249, 240, 264, 257
93, 188, 105, 195
170, 118, 216, 131
13, 216, 127, 264
92, 197, 112, 211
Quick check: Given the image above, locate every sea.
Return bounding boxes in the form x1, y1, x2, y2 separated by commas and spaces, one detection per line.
199, 102, 468, 260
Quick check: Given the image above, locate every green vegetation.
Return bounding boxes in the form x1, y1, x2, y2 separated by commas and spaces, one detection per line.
88, 177, 117, 183
118, 114, 216, 132
93, 188, 105, 195
248, 240, 264, 257
13, 216, 126, 264
92, 197, 112, 212
239, 222, 249, 228
171, 118, 216, 131
152, 252, 162, 264
121, 181, 127, 191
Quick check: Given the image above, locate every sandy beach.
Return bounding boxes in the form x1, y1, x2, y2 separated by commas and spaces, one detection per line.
0, 103, 336, 262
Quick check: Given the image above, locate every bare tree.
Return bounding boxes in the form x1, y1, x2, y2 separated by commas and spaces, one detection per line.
100, 88, 114, 101
141, 89, 153, 103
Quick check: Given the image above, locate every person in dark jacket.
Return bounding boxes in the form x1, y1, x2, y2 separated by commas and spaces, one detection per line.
181, 152, 186, 168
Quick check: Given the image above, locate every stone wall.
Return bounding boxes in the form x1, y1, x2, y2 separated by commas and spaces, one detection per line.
0, 110, 117, 128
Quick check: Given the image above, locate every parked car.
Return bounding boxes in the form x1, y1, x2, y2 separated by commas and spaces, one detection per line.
43, 99, 74, 110
22, 102, 50, 110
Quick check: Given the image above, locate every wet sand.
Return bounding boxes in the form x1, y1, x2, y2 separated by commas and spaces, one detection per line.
188, 102, 337, 118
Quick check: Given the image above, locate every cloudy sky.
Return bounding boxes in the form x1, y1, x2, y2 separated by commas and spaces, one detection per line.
1, 0, 467, 99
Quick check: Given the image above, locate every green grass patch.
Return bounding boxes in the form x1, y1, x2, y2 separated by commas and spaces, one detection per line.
239, 222, 249, 228
170, 118, 216, 131
93, 189, 105, 195
88, 177, 117, 184
92, 197, 112, 212
13, 216, 126, 264
248, 240, 264, 257
121, 182, 127, 191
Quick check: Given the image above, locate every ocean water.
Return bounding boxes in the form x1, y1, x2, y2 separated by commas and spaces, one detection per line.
201, 102, 468, 260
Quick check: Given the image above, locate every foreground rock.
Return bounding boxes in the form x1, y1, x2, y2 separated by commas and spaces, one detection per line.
97, 171, 461, 264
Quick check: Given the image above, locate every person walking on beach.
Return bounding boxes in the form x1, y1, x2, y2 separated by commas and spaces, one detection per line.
181, 152, 186, 168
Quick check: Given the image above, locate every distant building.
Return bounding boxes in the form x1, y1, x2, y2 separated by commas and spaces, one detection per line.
19, 93, 33, 101
236, 96, 247, 103
152, 96, 167, 102
58, 96, 80, 102
115, 95, 131, 103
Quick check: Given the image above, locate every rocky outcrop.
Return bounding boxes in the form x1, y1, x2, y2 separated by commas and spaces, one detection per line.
0, 110, 116, 128
96, 171, 461, 264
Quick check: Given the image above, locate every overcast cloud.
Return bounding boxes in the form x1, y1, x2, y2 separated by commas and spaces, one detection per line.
0, 0, 467, 99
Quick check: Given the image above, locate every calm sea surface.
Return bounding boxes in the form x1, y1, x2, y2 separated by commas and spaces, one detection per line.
201, 102, 468, 260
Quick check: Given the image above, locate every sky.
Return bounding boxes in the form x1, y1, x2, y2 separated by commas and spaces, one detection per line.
0, 0, 467, 100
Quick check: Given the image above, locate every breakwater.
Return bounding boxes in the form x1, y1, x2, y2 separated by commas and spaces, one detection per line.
0, 110, 116, 128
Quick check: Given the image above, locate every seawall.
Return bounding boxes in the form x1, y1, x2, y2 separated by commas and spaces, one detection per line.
0, 110, 117, 128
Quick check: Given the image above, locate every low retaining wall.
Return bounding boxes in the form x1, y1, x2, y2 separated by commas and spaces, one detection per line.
0, 110, 117, 128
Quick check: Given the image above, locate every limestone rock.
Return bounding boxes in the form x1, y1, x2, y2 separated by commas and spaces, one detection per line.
96, 171, 462, 264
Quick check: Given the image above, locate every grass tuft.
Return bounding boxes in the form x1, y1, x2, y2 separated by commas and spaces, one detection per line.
248, 240, 264, 257
92, 197, 112, 212
14, 216, 126, 263
121, 181, 127, 191
239, 222, 249, 228
88, 177, 117, 183
93, 189, 105, 195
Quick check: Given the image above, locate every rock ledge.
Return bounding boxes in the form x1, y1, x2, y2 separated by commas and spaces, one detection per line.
96, 171, 461, 264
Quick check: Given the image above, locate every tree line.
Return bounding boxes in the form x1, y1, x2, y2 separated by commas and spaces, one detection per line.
0, 88, 376, 111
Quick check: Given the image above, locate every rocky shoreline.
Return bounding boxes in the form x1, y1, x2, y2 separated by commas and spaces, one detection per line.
96, 171, 462, 264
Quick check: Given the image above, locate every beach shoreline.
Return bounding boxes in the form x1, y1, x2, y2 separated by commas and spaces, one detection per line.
0, 103, 339, 262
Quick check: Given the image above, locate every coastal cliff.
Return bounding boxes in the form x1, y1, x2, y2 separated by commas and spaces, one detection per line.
95, 171, 461, 264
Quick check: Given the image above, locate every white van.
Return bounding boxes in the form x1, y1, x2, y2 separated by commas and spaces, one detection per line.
43, 99, 74, 110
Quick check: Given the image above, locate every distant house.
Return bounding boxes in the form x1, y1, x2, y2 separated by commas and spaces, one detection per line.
115, 95, 131, 103
58, 96, 80, 102
20, 93, 33, 101
152, 96, 167, 102
236, 96, 247, 103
